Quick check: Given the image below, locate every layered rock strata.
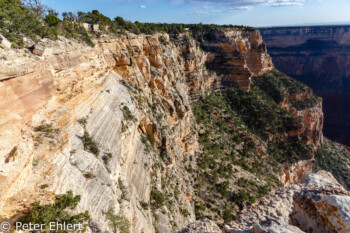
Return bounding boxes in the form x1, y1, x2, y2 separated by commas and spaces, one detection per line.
201, 29, 273, 91
0, 28, 324, 233
260, 26, 350, 146
0, 30, 274, 232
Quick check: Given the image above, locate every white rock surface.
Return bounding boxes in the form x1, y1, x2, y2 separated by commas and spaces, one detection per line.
0, 34, 11, 49
177, 219, 222, 233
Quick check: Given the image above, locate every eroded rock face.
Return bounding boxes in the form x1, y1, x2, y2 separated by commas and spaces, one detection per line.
279, 160, 315, 186
176, 219, 222, 233
0, 28, 324, 233
0, 34, 200, 232
291, 188, 350, 233
260, 26, 350, 146
224, 171, 349, 233
0, 28, 275, 232
284, 92, 324, 150
202, 29, 273, 91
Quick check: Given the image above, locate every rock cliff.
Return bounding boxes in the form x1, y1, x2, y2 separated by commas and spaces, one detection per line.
0, 27, 326, 233
225, 171, 350, 233
178, 171, 350, 233
260, 26, 350, 147
200, 29, 273, 91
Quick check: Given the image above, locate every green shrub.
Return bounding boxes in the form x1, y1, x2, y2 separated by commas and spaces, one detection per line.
102, 153, 112, 165
33, 121, 60, 147
181, 208, 189, 217
314, 138, 350, 190
122, 106, 135, 122
118, 178, 128, 200
146, 132, 155, 147
19, 191, 90, 231
104, 208, 130, 233
222, 208, 234, 223
291, 95, 319, 110
140, 201, 149, 210
45, 14, 60, 27
150, 189, 165, 209
126, 45, 133, 55
158, 36, 167, 45
82, 131, 99, 156
34, 121, 60, 136
77, 117, 88, 127
216, 181, 229, 198
61, 20, 94, 47
231, 189, 256, 209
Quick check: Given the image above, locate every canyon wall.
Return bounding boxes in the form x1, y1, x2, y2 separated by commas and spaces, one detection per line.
260, 25, 350, 146
0, 30, 275, 233
0, 28, 324, 233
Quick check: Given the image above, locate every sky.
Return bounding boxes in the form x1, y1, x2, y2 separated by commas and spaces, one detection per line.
42, 0, 350, 27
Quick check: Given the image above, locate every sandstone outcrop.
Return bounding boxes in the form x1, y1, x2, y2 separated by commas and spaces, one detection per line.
0, 28, 275, 232
283, 90, 324, 150
201, 29, 273, 91
224, 171, 350, 233
0, 34, 199, 232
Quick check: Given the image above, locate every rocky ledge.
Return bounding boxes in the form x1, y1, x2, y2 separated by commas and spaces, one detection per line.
179, 171, 350, 233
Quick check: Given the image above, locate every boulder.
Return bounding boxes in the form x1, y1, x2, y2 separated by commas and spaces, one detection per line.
224, 171, 350, 233
177, 219, 222, 233
32, 41, 53, 56
266, 224, 305, 233
23, 37, 35, 48
0, 34, 11, 49
291, 190, 350, 233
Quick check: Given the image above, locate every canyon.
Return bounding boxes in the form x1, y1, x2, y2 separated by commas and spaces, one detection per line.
0, 26, 347, 233
260, 25, 350, 146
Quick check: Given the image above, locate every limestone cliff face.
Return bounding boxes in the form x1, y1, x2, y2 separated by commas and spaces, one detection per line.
0, 34, 203, 232
260, 26, 350, 147
0, 28, 322, 233
200, 29, 273, 92
0, 29, 274, 232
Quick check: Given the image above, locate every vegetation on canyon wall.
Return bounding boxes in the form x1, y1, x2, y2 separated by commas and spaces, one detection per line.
1, 1, 348, 232
314, 138, 350, 190
19, 191, 90, 231
191, 70, 315, 224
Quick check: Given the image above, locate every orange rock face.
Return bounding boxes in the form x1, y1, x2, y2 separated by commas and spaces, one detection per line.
0, 28, 327, 232
291, 186, 350, 233
283, 91, 324, 150
280, 159, 315, 186
201, 29, 273, 91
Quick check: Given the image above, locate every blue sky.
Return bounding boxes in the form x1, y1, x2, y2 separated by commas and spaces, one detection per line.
42, 0, 350, 27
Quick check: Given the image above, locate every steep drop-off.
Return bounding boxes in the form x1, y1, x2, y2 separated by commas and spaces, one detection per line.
260, 25, 350, 146
0, 28, 326, 233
